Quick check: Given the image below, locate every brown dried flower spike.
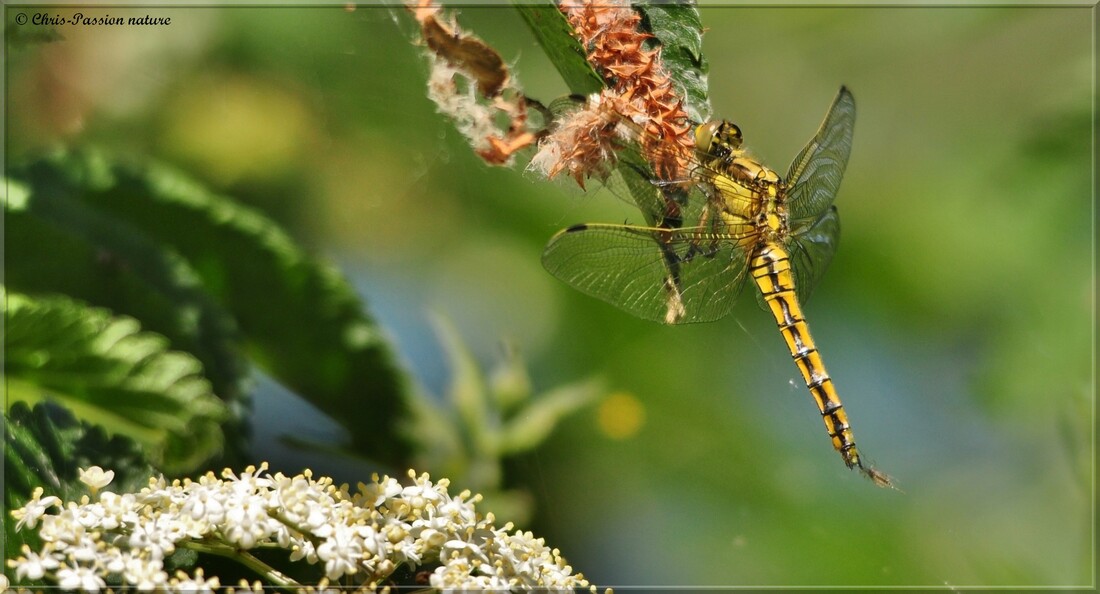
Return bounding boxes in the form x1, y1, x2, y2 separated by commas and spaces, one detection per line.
409, 0, 537, 166
531, 0, 695, 187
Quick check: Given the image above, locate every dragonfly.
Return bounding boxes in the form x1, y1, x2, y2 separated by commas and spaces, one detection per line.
542, 87, 892, 487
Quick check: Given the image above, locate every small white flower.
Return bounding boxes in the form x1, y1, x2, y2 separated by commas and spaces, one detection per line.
417, 527, 448, 550
79, 466, 115, 492
437, 494, 477, 525
12, 487, 61, 531
288, 538, 318, 564
124, 554, 168, 591
179, 484, 227, 525
37, 507, 87, 546
68, 534, 102, 563
127, 513, 181, 560
12, 545, 60, 581
394, 536, 423, 565
167, 568, 220, 594
71, 501, 107, 529
403, 472, 445, 502
441, 537, 488, 566
360, 475, 403, 508
97, 491, 138, 531
316, 523, 363, 580
222, 496, 275, 549
102, 548, 127, 574
56, 565, 106, 592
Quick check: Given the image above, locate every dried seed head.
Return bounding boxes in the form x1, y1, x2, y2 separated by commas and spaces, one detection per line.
409, 0, 537, 166
534, 0, 695, 186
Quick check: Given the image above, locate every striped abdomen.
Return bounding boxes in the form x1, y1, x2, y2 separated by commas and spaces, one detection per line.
750, 243, 892, 487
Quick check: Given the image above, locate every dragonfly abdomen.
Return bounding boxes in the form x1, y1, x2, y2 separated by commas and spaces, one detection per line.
749, 243, 891, 486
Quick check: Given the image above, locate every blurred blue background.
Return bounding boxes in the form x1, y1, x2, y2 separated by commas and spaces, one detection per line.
7, 4, 1092, 587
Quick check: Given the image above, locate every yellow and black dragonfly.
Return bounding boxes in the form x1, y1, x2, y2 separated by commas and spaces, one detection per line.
542, 87, 892, 487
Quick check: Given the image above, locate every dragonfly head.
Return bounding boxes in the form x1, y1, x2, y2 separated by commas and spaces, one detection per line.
695, 120, 743, 160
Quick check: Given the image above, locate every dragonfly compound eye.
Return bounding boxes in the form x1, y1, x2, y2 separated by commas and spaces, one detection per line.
718, 122, 743, 149
694, 121, 722, 154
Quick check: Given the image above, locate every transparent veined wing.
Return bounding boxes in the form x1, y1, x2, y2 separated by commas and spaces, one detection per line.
543, 96, 720, 230
585, 120, 727, 236
785, 87, 855, 223
610, 154, 693, 230
542, 222, 751, 324
787, 205, 841, 304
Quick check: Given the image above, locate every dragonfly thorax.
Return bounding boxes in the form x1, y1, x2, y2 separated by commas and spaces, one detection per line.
725, 156, 781, 188
707, 167, 789, 248
759, 185, 789, 244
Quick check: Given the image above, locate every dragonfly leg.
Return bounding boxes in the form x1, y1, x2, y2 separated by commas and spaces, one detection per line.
655, 202, 716, 324
681, 203, 716, 262
654, 217, 689, 325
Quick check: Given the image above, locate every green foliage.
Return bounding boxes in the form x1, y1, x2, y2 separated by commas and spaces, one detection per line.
5, 4, 1090, 587
514, 1, 604, 97
4, 149, 415, 471
4, 165, 248, 415
639, 2, 711, 122
4, 290, 227, 472
3, 401, 154, 560
411, 316, 602, 524
2, 143, 595, 523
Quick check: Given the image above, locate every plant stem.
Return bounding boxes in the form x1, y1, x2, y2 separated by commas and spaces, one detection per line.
181, 539, 301, 590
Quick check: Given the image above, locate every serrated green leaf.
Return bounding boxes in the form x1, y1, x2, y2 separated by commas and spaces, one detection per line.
3, 401, 154, 559
3, 290, 228, 472
638, 1, 711, 122
3, 165, 250, 433
84, 154, 414, 464
6, 149, 416, 466
497, 378, 602, 454
515, 2, 604, 97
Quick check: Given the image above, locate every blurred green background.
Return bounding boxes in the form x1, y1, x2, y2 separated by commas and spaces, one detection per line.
6, 4, 1092, 588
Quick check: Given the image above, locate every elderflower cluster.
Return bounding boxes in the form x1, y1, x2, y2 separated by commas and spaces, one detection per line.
7, 464, 592, 593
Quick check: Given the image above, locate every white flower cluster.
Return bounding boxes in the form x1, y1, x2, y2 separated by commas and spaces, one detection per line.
7, 464, 593, 593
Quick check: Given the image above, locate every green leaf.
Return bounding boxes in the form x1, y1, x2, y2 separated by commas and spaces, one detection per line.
497, 378, 603, 454
6, 149, 416, 466
515, 2, 604, 96
638, 1, 711, 122
488, 343, 533, 413
434, 315, 496, 461
3, 168, 250, 427
3, 290, 228, 472
3, 401, 155, 560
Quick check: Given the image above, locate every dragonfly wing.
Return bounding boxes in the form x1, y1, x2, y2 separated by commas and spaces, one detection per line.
542, 223, 750, 324
787, 205, 841, 304
611, 157, 691, 229
785, 87, 855, 222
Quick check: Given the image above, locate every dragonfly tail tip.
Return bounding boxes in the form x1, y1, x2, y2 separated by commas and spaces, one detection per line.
859, 463, 899, 490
